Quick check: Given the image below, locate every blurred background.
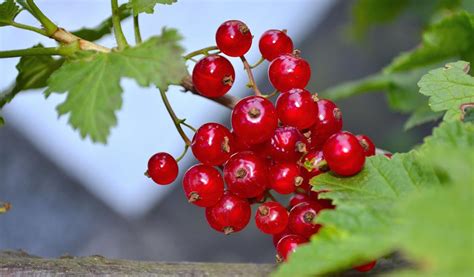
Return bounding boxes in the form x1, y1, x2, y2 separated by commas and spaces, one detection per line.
0, 0, 433, 263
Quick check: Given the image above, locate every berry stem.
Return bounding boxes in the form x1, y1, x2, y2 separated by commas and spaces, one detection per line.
240, 55, 263, 96
179, 119, 197, 132
249, 56, 265, 69
159, 89, 192, 146
111, 0, 129, 50
133, 15, 143, 44
183, 46, 220, 61
176, 145, 190, 162
265, 190, 277, 202
262, 89, 278, 99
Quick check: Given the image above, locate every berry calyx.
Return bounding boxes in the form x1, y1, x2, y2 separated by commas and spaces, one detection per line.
205, 192, 251, 234
353, 260, 377, 272
356, 134, 376, 157
259, 29, 294, 61
309, 99, 343, 150
288, 201, 322, 238
216, 20, 252, 57
224, 151, 267, 198
276, 88, 318, 130
267, 126, 308, 161
323, 131, 366, 176
268, 162, 302, 195
182, 164, 225, 207
255, 201, 289, 234
268, 53, 311, 92
147, 152, 179, 185
192, 55, 235, 98
192, 123, 234, 166
276, 234, 308, 262
231, 96, 278, 145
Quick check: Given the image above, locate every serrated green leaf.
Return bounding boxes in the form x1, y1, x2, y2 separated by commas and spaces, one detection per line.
386, 12, 474, 73
71, 4, 131, 42
418, 60, 474, 121
0, 0, 20, 26
46, 29, 187, 143
128, 0, 176, 16
404, 105, 442, 130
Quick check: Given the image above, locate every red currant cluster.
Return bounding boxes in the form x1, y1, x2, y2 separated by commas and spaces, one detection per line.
146, 20, 381, 269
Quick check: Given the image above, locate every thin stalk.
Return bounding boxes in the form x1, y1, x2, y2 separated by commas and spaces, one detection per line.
7, 21, 47, 36
159, 89, 192, 146
250, 56, 265, 69
26, 0, 58, 36
240, 55, 262, 96
183, 46, 219, 60
176, 145, 190, 162
111, 0, 129, 49
180, 120, 197, 132
133, 15, 142, 44
0, 43, 78, 58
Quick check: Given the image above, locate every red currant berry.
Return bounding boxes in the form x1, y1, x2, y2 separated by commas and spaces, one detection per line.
182, 164, 224, 207
215, 20, 252, 57
288, 193, 311, 209
385, 153, 393, 159
259, 29, 294, 61
255, 201, 289, 234
268, 53, 311, 92
231, 129, 252, 152
231, 96, 278, 145
272, 227, 292, 247
288, 201, 322, 238
205, 192, 251, 234
224, 151, 267, 198
267, 126, 308, 161
192, 55, 235, 98
147, 152, 178, 185
268, 162, 302, 195
353, 260, 377, 272
356, 134, 376, 157
309, 99, 343, 150
309, 191, 335, 210
192, 123, 234, 166
249, 191, 266, 205
300, 150, 327, 181
276, 234, 308, 262
276, 88, 318, 130
323, 131, 366, 176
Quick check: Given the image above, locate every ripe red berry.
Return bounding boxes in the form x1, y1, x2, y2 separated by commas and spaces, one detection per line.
255, 201, 289, 234
192, 55, 235, 98
192, 123, 234, 166
182, 164, 224, 207
268, 53, 311, 92
147, 152, 178, 185
288, 193, 311, 209
309, 191, 335, 210
231, 96, 278, 145
231, 129, 252, 152
288, 201, 322, 238
266, 126, 308, 161
356, 134, 376, 157
224, 151, 267, 198
323, 131, 366, 176
205, 192, 251, 234
272, 227, 292, 247
300, 150, 327, 181
268, 162, 302, 195
353, 260, 377, 272
276, 234, 308, 262
259, 29, 294, 61
276, 88, 318, 130
309, 99, 343, 150
215, 20, 252, 57
384, 152, 393, 159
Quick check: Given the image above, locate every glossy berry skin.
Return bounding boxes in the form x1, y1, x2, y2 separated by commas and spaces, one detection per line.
192, 123, 234, 166
182, 164, 224, 207
288, 201, 323, 238
255, 201, 289, 234
272, 227, 292, 247
259, 29, 294, 61
215, 20, 252, 57
288, 193, 311, 209
224, 151, 267, 198
268, 162, 302, 195
231, 96, 278, 145
356, 134, 376, 157
231, 130, 252, 152
276, 88, 318, 130
147, 152, 178, 185
205, 192, 251, 234
192, 55, 235, 98
310, 191, 336, 210
354, 260, 377, 272
323, 131, 366, 176
267, 126, 308, 161
309, 99, 343, 150
300, 150, 326, 181
276, 234, 308, 262
268, 54, 311, 92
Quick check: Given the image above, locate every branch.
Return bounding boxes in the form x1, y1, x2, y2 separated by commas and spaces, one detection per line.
111, 0, 129, 49
240, 56, 262, 96
181, 75, 239, 109
0, 43, 79, 58
159, 89, 192, 146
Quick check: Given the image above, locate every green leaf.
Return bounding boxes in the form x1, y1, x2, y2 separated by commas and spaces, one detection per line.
0, 0, 20, 26
0, 45, 64, 109
404, 105, 442, 130
71, 4, 132, 42
128, 0, 176, 16
418, 60, 474, 121
46, 29, 187, 143
0, 115, 4, 126
385, 12, 474, 73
